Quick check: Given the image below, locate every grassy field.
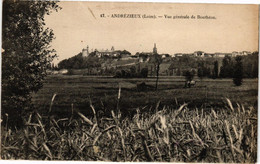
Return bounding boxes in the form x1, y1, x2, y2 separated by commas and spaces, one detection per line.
32, 75, 258, 117
2, 75, 258, 162
1, 99, 257, 162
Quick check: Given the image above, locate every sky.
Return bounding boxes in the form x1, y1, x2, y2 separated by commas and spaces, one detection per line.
44, 2, 259, 64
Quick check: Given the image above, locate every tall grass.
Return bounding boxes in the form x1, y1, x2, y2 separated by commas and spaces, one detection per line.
1, 98, 257, 162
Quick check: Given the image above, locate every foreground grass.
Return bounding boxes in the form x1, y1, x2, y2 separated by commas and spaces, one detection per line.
1, 98, 257, 162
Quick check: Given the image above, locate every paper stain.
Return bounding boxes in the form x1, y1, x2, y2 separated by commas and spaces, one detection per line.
88, 7, 96, 19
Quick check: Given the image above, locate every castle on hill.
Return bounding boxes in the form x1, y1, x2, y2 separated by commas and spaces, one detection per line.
82, 43, 158, 58
82, 45, 121, 58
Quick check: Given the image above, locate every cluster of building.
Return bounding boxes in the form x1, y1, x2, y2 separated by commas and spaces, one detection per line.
81, 44, 161, 63
82, 44, 252, 62
174, 51, 252, 58
82, 46, 128, 58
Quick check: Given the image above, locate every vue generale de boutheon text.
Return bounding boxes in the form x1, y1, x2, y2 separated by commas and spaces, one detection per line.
100, 14, 216, 19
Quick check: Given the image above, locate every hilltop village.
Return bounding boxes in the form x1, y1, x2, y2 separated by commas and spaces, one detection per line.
55, 44, 258, 79
81, 44, 249, 60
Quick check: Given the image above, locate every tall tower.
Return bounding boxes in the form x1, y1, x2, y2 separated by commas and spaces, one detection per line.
82, 45, 89, 57
153, 43, 157, 54
111, 46, 115, 52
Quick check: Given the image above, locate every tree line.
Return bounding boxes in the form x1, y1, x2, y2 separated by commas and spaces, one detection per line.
58, 50, 131, 69
58, 51, 258, 81
58, 52, 101, 69
197, 52, 258, 79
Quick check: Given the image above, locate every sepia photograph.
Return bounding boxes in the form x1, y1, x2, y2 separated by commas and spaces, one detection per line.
1, 0, 259, 163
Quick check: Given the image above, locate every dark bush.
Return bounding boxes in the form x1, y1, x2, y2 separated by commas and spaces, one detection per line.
183, 70, 194, 82
67, 69, 75, 75
124, 70, 131, 78
114, 67, 148, 78
121, 70, 126, 77
114, 70, 122, 78
130, 66, 136, 76
233, 56, 243, 86
137, 82, 147, 91
140, 68, 148, 78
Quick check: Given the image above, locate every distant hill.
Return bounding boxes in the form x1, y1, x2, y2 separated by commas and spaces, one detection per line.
56, 50, 258, 78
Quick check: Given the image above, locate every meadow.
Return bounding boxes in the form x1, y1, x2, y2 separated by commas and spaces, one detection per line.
1, 75, 258, 162
32, 75, 258, 117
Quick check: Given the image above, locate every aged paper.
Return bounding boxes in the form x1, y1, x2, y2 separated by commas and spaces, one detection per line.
1, 1, 259, 163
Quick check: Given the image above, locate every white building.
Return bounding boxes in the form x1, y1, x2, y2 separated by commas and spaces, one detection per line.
82, 45, 89, 57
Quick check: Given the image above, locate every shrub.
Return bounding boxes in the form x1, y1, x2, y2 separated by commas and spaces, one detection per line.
121, 70, 126, 77
130, 66, 136, 76
124, 70, 131, 78
67, 69, 75, 75
114, 67, 148, 78
114, 70, 122, 78
137, 82, 147, 91
183, 70, 194, 82
140, 68, 148, 78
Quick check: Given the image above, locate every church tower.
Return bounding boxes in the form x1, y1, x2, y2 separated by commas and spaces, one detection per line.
153, 43, 157, 54
82, 45, 89, 57
111, 46, 115, 52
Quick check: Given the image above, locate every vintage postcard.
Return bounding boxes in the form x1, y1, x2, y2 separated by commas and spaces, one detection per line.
1, 0, 259, 163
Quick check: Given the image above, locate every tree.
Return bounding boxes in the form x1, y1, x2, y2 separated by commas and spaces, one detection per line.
168, 63, 175, 76
251, 51, 259, 78
137, 63, 141, 73
197, 61, 211, 79
213, 61, 219, 79
197, 67, 203, 80
233, 56, 243, 86
196, 51, 204, 57
120, 50, 131, 55
149, 54, 162, 90
130, 66, 136, 77
58, 52, 102, 74
241, 51, 258, 78
176, 68, 181, 76
2, 0, 61, 127
220, 56, 233, 78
